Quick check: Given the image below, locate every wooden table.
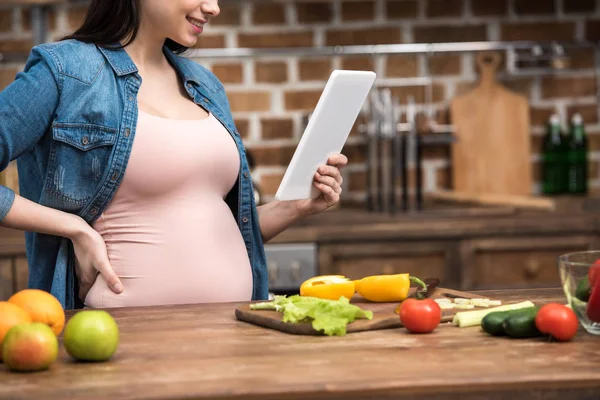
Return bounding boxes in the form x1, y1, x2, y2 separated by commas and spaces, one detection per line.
1, 288, 599, 400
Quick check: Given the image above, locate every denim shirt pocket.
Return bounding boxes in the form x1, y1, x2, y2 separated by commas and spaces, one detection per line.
45, 123, 117, 208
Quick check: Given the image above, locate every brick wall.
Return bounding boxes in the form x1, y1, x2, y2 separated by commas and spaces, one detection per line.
1, 0, 600, 205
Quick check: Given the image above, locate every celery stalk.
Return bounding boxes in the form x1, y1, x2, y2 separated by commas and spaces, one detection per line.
452, 300, 536, 327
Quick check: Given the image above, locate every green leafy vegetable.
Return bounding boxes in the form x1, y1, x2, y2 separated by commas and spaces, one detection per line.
250, 295, 373, 336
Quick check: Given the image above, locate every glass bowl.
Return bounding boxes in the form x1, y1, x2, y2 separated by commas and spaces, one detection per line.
558, 251, 600, 335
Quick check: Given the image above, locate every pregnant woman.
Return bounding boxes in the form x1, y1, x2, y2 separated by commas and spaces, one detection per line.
0, 0, 347, 309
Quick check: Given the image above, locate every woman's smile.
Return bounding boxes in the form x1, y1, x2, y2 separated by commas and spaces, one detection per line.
187, 16, 205, 34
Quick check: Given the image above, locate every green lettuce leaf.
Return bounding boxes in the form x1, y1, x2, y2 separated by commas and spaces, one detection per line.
311, 314, 349, 336
250, 295, 373, 336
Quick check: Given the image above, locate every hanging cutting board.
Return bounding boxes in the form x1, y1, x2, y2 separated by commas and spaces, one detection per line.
235, 281, 504, 336
450, 52, 532, 196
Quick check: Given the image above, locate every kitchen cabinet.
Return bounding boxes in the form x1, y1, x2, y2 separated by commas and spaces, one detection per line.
0, 257, 27, 301
462, 234, 600, 290
318, 240, 459, 288
0, 227, 27, 301
314, 234, 600, 292
0, 261, 13, 300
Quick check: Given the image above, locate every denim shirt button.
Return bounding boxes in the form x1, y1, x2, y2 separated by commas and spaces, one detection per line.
203, 98, 209, 103
129, 95, 133, 101
81, 136, 89, 145
111, 171, 119, 181
124, 128, 131, 137
242, 217, 249, 223
90, 207, 98, 215
244, 172, 249, 179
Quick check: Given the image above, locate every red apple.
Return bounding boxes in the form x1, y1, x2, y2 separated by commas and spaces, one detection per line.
2, 322, 58, 372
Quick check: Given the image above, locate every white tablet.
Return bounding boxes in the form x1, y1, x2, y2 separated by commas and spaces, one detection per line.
274, 70, 376, 201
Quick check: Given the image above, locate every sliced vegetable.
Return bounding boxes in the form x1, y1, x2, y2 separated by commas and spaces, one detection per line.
399, 298, 441, 334
299, 275, 356, 301
452, 301, 536, 328
535, 303, 579, 342
454, 304, 475, 310
435, 300, 456, 310
471, 298, 502, 307
434, 298, 502, 310
355, 274, 427, 302
250, 295, 373, 336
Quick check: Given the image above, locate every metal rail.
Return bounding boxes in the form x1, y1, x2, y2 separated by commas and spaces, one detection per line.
2, 39, 598, 64
187, 40, 598, 59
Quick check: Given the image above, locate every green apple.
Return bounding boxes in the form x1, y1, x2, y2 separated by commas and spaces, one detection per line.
63, 310, 119, 362
3, 322, 58, 372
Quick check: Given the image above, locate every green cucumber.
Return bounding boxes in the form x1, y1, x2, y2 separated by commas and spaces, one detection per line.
481, 307, 537, 336
502, 307, 542, 338
481, 310, 513, 336
576, 277, 591, 302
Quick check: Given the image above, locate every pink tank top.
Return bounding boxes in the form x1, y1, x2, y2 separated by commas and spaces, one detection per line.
83, 110, 254, 308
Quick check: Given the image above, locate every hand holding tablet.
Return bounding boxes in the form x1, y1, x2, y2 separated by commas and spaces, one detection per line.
275, 70, 377, 201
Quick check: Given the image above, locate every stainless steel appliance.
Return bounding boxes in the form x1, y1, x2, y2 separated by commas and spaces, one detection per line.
264, 243, 318, 296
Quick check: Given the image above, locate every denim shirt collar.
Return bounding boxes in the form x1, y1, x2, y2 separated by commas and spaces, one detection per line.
97, 44, 139, 76
97, 43, 199, 86
163, 47, 199, 86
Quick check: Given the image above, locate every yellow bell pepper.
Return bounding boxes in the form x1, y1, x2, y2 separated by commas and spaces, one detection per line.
355, 274, 427, 302
300, 275, 356, 301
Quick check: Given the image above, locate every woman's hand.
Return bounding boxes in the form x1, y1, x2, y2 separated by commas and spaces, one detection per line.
70, 222, 123, 302
256, 153, 348, 243
294, 153, 348, 217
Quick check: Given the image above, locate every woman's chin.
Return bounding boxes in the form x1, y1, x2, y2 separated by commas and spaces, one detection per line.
168, 36, 198, 48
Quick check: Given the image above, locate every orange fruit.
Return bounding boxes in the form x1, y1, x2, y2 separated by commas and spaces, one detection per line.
8, 289, 65, 336
0, 301, 32, 361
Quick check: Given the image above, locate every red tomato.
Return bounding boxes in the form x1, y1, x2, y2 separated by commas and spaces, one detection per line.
399, 298, 441, 334
535, 303, 579, 342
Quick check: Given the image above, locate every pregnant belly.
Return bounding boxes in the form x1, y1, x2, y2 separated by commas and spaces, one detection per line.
84, 200, 254, 308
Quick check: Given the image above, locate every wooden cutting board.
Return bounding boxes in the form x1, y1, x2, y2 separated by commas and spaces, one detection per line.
450, 51, 532, 196
235, 283, 501, 336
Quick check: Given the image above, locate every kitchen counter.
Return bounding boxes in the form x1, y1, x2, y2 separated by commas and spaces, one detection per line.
269, 196, 600, 244
1, 288, 599, 400
0, 196, 597, 249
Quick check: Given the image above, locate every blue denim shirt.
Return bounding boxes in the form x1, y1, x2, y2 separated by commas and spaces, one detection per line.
0, 39, 268, 309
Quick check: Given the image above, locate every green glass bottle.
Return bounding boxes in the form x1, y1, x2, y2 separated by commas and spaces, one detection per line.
566, 113, 588, 195
541, 114, 567, 195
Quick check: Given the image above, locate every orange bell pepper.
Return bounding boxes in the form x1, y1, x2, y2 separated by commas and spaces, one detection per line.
355, 273, 427, 303
300, 275, 356, 301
